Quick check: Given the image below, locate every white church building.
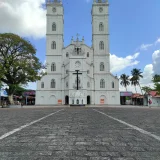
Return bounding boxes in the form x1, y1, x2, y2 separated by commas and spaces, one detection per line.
36, 0, 120, 105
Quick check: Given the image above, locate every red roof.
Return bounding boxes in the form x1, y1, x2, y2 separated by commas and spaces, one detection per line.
149, 91, 157, 97
132, 93, 141, 98
154, 96, 160, 98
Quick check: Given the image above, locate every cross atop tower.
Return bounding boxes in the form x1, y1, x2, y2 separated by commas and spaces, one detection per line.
76, 33, 79, 41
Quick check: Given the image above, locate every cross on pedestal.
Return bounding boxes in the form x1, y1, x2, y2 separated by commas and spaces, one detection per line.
73, 70, 82, 90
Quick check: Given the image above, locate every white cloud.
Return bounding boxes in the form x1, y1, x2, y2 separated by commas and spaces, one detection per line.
152, 50, 160, 74
140, 64, 153, 84
138, 37, 160, 51
110, 52, 140, 73
139, 43, 153, 50
0, 0, 46, 38
155, 38, 160, 45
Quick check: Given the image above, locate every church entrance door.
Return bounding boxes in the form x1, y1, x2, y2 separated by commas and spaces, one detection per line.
87, 96, 90, 104
65, 95, 69, 105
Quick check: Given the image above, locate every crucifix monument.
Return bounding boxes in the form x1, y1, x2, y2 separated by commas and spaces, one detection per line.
73, 70, 82, 90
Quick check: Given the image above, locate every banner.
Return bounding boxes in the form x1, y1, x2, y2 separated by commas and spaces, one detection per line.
0, 88, 8, 97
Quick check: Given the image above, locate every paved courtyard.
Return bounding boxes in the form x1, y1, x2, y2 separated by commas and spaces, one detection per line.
0, 106, 160, 160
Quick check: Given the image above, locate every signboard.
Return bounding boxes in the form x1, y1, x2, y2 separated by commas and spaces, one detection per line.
23, 90, 35, 96
120, 92, 132, 97
0, 89, 8, 97
100, 99, 104, 104
58, 99, 62, 104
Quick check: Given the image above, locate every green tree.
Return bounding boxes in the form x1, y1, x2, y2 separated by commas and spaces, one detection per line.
152, 74, 160, 83
0, 33, 45, 104
152, 74, 160, 94
130, 76, 138, 93
141, 86, 152, 94
131, 68, 143, 94
154, 83, 160, 94
120, 74, 130, 91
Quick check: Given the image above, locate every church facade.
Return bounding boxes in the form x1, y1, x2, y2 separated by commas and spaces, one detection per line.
36, 0, 120, 105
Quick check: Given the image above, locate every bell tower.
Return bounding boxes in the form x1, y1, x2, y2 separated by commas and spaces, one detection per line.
92, 0, 111, 103
46, 0, 64, 56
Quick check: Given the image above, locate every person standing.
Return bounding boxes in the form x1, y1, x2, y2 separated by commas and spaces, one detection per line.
148, 99, 152, 108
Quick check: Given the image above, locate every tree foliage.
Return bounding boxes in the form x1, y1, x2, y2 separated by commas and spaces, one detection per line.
0, 33, 45, 104
152, 74, 160, 83
154, 83, 160, 94
120, 74, 130, 91
130, 68, 143, 94
141, 86, 152, 94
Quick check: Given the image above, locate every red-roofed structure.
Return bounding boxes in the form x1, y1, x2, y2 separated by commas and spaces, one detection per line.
143, 91, 160, 107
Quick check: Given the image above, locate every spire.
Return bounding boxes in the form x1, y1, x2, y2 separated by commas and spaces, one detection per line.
71, 36, 74, 44
76, 33, 79, 41
82, 36, 84, 43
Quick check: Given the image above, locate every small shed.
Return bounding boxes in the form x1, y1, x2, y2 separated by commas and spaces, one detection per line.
144, 91, 160, 107
131, 94, 144, 105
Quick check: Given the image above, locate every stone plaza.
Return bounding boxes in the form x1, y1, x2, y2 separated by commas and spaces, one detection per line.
0, 106, 160, 160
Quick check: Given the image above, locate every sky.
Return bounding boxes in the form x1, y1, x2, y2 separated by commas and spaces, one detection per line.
0, 0, 160, 93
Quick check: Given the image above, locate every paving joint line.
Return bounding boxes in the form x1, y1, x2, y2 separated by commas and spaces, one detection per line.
93, 109, 160, 142
0, 109, 64, 140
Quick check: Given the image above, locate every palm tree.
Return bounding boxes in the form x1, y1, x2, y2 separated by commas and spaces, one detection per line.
120, 74, 130, 91
131, 68, 143, 94
130, 76, 138, 93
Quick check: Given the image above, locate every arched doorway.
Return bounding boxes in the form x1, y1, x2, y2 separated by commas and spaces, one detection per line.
87, 96, 91, 104
65, 95, 69, 105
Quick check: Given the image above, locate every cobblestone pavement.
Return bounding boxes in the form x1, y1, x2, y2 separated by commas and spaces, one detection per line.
0, 107, 160, 160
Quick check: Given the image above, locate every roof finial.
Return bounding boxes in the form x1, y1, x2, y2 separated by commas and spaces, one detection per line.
71, 36, 74, 43
82, 36, 84, 43
76, 33, 79, 41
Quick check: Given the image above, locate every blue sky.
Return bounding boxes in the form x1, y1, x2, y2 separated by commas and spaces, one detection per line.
0, 0, 160, 92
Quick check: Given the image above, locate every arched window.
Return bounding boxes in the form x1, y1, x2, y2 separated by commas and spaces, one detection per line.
112, 81, 114, 88
51, 79, 56, 88
99, 41, 104, 50
51, 63, 56, 71
76, 99, 79, 104
87, 52, 89, 57
66, 70, 68, 74
52, 23, 56, 31
51, 41, 56, 49
99, 22, 104, 31
66, 52, 69, 57
100, 62, 104, 71
100, 79, 105, 88
41, 82, 44, 88
87, 82, 90, 88
87, 70, 90, 74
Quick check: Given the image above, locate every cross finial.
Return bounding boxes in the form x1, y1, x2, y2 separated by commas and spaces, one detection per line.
76, 33, 79, 41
